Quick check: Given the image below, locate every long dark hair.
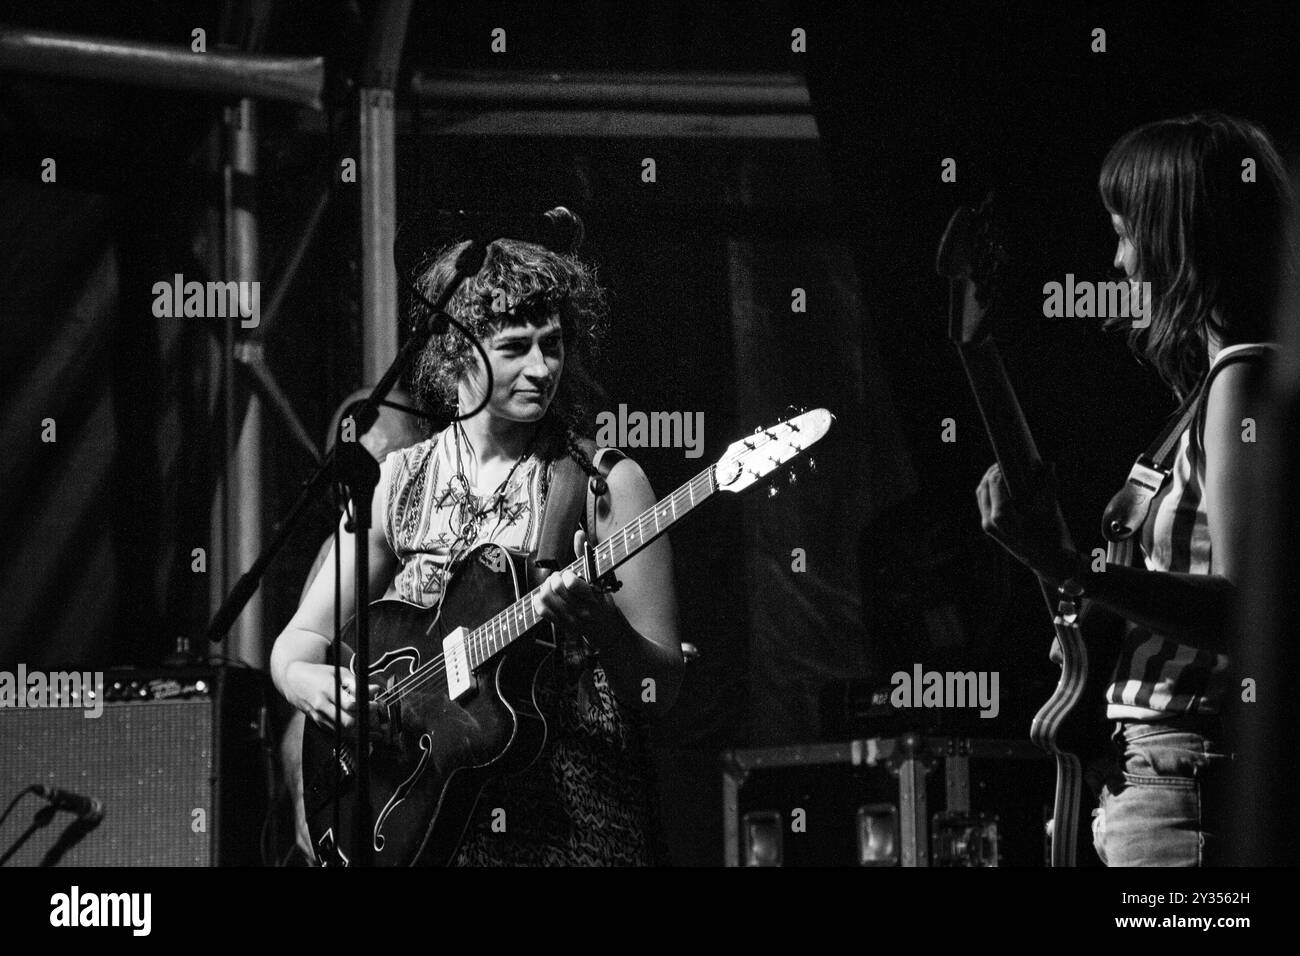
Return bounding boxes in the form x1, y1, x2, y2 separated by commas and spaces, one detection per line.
1098, 112, 1292, 399
408, 234, 611, 475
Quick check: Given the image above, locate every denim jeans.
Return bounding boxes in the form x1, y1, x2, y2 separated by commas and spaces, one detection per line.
1090, 720, 1231, 867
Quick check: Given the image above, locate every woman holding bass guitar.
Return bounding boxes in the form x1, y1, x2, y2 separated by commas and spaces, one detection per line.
271, 228, 682, 865
977, 113, 1292, 866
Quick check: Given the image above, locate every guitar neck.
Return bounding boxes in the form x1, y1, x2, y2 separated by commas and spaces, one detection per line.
467, 464, 719, 669
957, 337, 1043, 501
956, 336, 1071, 617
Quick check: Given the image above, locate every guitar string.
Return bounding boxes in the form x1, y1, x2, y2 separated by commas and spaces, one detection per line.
366, 423, 798, 708
372, 469, 717, 708
373, 500, 673, 707
370, 432, 791, 709
371, 421, 800, 707
370, 467, 720, 709
374, 493, 676, 705
410, 456, 726, 689
371, 416, 800, 707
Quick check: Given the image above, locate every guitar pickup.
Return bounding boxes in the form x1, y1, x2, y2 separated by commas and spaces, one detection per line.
442, 627, 473, 700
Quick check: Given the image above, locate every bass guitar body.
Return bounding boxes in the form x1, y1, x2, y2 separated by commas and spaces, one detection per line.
301, 543, 555, 867
1031, 595, 1127, 866
937, 196, 1119, 864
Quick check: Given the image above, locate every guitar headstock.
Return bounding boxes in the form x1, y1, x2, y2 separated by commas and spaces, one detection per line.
935, 191, 1008, 345
714, 407, 834, 495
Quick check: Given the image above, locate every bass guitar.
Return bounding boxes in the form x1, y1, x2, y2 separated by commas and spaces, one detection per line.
937, 197, 1122, 866
302, 408, 834, 865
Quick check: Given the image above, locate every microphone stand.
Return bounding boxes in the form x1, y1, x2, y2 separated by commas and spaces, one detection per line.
0, 805, 55, 867
39, 813, 104, 868
204, 239, 490, 866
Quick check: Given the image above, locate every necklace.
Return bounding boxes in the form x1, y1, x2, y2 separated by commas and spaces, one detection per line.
437, 423, 535, 550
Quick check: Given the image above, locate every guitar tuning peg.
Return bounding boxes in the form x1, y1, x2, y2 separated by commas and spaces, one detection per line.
767, 484, 780, 499
787, 470, 798, 486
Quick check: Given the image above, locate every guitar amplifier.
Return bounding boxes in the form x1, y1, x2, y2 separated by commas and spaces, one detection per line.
722, 734, 1055, 866
0, 666, 269, 866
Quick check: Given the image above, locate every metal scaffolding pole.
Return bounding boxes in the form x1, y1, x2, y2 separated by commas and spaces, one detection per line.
0, 24, 323, 108
0, 21, 325, 662
402, 70, 817, 141
360, 89, 399, 386
409, 69, 811, 111
359, 0, 412, 386
223, 96, 264, 665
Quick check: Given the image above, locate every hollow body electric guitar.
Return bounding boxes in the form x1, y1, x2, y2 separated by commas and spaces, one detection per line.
302, 408, 834, 866
937, 198, 1123, 867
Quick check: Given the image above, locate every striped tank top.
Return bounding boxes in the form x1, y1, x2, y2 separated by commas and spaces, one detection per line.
1105, 342, 1273, 719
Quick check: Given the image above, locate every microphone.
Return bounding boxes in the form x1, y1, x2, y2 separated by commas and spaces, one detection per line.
34, 785, 105, 824
428, 206, 585, 255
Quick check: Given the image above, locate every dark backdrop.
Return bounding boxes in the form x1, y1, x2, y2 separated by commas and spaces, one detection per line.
2, 1, 1296, 864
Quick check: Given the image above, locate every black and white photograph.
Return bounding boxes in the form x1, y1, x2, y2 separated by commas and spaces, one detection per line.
0, 0, 1296, 938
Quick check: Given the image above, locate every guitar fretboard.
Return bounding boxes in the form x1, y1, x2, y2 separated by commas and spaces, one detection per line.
465, 465, 718, 669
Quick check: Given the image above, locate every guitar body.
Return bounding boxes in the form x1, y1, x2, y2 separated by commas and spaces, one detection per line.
939, 200, 1131, 864
1031, 596, 1127, 866
956, 332, 1118, 863
292, 408, 835, 866
953, 337, 1120, 864
301, 543, 557, 867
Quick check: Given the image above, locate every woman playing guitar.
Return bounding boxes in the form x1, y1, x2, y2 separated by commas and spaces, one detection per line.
976, 113, 1292, 866
270, 232, 683, 865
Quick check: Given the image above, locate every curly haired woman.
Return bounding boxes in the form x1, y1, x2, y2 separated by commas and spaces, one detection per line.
272, 233, 681, 865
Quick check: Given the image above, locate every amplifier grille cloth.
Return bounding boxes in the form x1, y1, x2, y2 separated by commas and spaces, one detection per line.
0, 701, 213, 866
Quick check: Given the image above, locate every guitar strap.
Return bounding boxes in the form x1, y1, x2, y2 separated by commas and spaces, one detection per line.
1100, 383, 1202, 546
535, 440, 625, 709
586, 447, 626, 542
535, 439, 625, 570
1101, 343, 1274, 547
